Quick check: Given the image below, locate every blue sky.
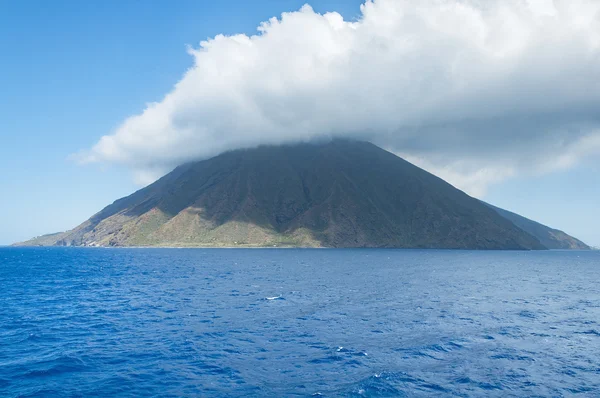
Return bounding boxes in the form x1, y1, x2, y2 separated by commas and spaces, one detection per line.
0, 0, 598, 246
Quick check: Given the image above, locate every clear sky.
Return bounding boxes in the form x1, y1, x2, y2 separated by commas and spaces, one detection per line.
0, 0, 598, 247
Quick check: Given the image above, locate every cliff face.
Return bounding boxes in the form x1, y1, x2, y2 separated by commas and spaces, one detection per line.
16, 140, 583, 250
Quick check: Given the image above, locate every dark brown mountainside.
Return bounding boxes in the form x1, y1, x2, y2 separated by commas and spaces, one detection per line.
17, 140, 582, 249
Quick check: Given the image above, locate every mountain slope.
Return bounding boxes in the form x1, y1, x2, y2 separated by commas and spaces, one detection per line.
486, 203, 589, 250
17, 232, 65, 247
17, 140, 558, 249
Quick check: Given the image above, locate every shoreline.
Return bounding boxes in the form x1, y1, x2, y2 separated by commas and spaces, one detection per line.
6, 245, 596, 252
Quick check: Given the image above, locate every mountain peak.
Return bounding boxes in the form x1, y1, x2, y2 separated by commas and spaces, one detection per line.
15, 141, 586, 249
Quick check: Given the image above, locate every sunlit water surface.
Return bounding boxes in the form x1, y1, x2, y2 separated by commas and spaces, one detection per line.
1, 248, 599, 397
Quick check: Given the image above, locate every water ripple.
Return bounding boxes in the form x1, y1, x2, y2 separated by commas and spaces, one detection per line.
1, 247, 599, 397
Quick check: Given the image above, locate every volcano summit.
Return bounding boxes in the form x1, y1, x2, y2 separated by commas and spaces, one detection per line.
18, 140, 588, 250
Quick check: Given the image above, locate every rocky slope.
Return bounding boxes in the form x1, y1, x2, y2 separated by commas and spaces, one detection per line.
15, 140, 586, 249
485, 204, 589, 250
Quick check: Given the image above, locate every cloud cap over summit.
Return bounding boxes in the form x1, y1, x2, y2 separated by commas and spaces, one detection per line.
79, 0, 600, 194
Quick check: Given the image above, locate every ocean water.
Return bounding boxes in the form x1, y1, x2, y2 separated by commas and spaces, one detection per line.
0, 248, 599, 397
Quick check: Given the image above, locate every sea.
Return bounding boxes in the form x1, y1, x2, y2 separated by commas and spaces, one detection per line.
0, 247, 599, 397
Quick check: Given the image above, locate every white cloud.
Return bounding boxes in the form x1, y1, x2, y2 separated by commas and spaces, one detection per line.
397, 153, 516, 197
79, 0, 600, 195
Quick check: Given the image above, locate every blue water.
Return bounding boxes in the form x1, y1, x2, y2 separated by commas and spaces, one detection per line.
1, 248, 599, 397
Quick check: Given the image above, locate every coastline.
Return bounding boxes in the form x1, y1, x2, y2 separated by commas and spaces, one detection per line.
9, 245, 593, 252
